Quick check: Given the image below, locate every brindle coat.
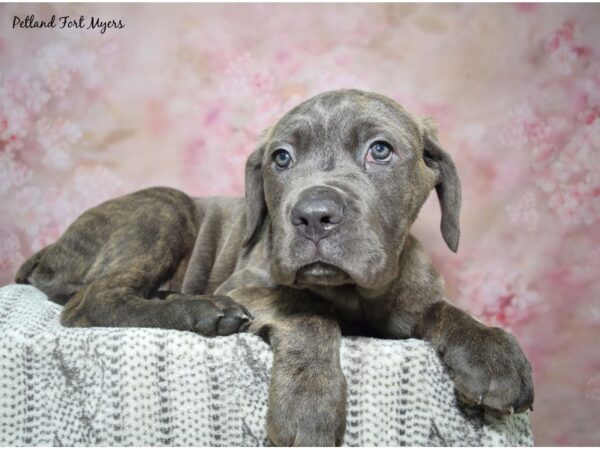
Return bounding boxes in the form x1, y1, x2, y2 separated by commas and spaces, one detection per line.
16, 89, 534, 446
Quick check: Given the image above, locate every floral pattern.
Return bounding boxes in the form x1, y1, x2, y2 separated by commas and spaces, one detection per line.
0, 3, 599, 445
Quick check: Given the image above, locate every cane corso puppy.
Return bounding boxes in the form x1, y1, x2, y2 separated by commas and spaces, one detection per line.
16, 89, 533, 446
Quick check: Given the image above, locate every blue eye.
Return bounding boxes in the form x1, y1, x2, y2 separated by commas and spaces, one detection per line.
367, 141, 393, 163
273, 149, 292, 169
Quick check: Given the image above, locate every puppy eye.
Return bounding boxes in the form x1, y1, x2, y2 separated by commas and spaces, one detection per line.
272, 149, 292, 169
367, 141, 393, 163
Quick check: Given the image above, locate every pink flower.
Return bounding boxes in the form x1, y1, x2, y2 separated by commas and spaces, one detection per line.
0, 90, 30, 151
0, 150, 31, 195
499, 102, 553, 151
183, 130, 251, 196
220, 52, 275, 99
36, 118, 83, 169
72, 166, 125, 212
506, 192, 540, 232
2, 71, 51, 114
514, 3, 538, 13
548, 180, 600, 226
576, 78, 600, 124
545, 21, 586, 76
0, 232, 22, 272
458, 262, 540, 329
586, 374, 600, 402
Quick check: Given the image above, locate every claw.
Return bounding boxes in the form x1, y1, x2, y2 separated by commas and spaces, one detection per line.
507, 407, 514, 414
528, 405, 534, 412
476, 395, 483, 405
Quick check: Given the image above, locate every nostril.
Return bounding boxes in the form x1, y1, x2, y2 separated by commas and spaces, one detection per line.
291, 212, 309, 227
325, 208, 344, 225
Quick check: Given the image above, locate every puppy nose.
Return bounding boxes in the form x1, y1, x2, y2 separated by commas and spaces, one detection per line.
291, 186, 344, 243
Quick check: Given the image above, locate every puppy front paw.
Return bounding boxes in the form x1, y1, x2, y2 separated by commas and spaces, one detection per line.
442, 326, 534, 415
167, 294, 253, 336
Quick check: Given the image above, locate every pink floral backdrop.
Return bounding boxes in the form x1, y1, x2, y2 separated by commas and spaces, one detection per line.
1, 3, 599, 445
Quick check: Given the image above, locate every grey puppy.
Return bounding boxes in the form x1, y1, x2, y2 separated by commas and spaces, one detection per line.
16, 89, 534, 446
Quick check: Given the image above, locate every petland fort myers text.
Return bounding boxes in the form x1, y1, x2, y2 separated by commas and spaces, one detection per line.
13, 14, 124, 34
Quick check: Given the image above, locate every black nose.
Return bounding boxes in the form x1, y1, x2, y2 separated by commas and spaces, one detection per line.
291, 186, 345, 243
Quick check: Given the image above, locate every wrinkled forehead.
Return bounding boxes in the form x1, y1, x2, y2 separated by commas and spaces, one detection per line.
271, 91, 422, 148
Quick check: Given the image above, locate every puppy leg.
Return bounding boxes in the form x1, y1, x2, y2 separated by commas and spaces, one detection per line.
61, 271, 252, 336
15, 246, 49, 284
415, 300, 534, 414
230, 287, 347, 447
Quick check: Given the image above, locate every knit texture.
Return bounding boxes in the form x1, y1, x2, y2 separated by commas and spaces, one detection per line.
0, 284, 533, 446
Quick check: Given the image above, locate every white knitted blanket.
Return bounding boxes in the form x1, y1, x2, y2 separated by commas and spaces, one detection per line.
0, 284, 533, 446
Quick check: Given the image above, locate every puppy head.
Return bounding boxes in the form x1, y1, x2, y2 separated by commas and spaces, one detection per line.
243, 89, 461, 290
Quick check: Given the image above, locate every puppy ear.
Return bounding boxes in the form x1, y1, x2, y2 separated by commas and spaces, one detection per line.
422, 119, 462, 252
242, 129, 271, 248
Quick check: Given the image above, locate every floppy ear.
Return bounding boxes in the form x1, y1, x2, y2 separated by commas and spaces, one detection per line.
242, 130, 271, 248
422, 120, 462, 252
